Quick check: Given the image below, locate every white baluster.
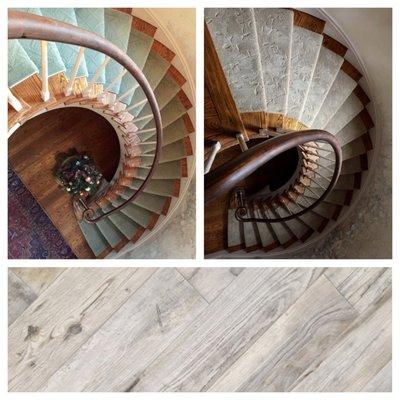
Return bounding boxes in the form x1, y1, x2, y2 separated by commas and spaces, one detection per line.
41, 41, 50, 102
83, 56, 110, 97
64, 47, 85, 96
204, 141, 221, 174
8, 89, 23, 112
236, 133, 248, 152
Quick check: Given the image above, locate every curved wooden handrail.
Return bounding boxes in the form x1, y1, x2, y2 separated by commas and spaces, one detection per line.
8, 10, 162, 224
205, 130, 342, 209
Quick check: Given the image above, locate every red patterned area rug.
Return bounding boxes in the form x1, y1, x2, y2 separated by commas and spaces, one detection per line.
8, 166, 76, 259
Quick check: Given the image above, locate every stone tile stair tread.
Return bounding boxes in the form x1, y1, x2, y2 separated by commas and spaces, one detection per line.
40, 8, 88, 79
299, 46, 344, 126
13, 8, 66, 77
287, 26, 323, 120
8, 40, 39, 87
253, 8, 294, 115
74, 8, 106, 83
311, 69, 358, 129
78, 220, 109, 257
104, 9, 132, 92
324, 93, 364, 134
205, 8, 266, 112
118, 29, 154, 105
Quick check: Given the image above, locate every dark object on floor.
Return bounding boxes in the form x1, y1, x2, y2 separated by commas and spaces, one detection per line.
8, 167, 76, 259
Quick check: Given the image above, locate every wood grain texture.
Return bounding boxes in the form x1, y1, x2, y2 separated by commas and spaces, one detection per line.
133, 268, 323, 391
9, 107, 121, 258
8, 271, 37, 326
362, 360, 392, 392
41, 268, 207, 391
292, 294, 391, 392
177, 267, 243, 303
11, 268, 65, 296
9, 268, 156, 391
210, 275, 357, 391
8, 267, 391, 392
324, 267, 391, 312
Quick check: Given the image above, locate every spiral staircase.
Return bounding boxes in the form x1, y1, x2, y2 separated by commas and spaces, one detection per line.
204, 8, 376, 257
8, 8, 195, 258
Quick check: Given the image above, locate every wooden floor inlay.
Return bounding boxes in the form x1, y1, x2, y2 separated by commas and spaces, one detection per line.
8, 107, 121, 259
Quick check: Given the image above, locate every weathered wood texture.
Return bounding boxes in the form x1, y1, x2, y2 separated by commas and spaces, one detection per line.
8, 267, 391, 392
9, 268, 156, 391
11, 268, 65, 295
8, 271, 37, 326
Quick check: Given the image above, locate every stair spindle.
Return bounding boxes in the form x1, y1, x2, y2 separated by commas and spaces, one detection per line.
8, 89, 23, 112
40, 41, 50, 101
64, 47, 85, 96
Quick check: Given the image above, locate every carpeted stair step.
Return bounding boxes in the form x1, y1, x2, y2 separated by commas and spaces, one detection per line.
128, 47, 172, 114
122, 177, 180, 198
104, 9, 132, 92
13, 8, 66, 77
94, 214, 127, 249
75, 8, 106, 83
118, 27, 154, 105
40, 8, 88, 79
78, 220, 110, 257
8, 40, 39, 87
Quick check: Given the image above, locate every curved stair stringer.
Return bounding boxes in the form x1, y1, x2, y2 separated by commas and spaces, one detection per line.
205, 8, 378, 258
110, 8, 196, 258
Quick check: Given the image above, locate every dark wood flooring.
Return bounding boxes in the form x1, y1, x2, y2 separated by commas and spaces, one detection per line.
9, 107, 120, 259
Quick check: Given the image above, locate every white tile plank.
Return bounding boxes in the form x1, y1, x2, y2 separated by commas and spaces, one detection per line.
177, 267, 243, 303
132, 267, 323, 391
210, 275, 357, 391
8, 271, 37, 326
41, 268, 208, 391
292, 295, 391, 391
8, 267, 156, 391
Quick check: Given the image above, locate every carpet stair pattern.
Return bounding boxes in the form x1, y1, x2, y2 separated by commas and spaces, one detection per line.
205, 8, 374, 255
8, 8, 194, 258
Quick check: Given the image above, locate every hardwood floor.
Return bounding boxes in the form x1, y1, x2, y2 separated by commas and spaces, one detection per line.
8, 267, 391, 392
8, 107, 120, 258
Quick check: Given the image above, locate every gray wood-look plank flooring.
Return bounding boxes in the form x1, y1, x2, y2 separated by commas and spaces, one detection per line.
8, 267, 391, 392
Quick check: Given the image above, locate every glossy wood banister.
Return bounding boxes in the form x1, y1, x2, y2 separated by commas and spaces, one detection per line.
8, 10, 163, 224
205, 130, 342, 204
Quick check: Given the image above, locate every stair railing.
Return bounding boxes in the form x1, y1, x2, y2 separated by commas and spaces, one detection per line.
8, 10, 163, 224
205, 130, 342, 223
